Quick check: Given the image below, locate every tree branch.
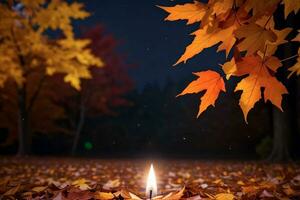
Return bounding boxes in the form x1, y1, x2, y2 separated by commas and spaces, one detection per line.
26, 74, 46, 113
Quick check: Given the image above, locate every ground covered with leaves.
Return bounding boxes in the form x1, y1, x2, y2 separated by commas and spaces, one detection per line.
1, 157, 300, 200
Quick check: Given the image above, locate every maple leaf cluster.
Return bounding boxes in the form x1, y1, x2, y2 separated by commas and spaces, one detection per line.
159, 0, 300, 122
0, 0, 103, 90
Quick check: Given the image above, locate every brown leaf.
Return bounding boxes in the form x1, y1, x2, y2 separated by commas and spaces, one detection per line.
3, 184, 20, 196
32, 186, 47, 193
162, 187, 185, 200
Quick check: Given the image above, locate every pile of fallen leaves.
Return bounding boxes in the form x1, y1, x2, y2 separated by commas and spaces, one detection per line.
1, 157, 300, 199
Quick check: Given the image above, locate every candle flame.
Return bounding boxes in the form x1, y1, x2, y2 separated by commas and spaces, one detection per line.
146, 164, 157, 198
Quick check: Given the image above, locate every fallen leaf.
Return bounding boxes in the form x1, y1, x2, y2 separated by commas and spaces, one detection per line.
283, 185, 295, 196
94, 191, 114, 200
237, 181, 245, 185
103, 179, 120, 190
259, 190, 273, 198
215, 193, 234, 200
72, 178, 91, 190
129, 192, 143, 200
3, 184, 20, 196
32, 186, 47, 192
163, 187, 185, 200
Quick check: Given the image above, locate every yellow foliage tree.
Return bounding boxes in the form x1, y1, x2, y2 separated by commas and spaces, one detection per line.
0, 0, 103, 155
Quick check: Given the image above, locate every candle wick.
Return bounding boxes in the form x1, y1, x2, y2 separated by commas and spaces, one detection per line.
150, 189, 152, 200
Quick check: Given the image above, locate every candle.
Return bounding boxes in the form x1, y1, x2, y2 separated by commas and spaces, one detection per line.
146, 164, 157, 199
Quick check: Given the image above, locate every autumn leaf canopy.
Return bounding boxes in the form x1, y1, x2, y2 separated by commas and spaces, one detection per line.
159, 0, 300, 122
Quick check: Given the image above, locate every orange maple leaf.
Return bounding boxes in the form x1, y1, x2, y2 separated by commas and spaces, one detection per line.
265, 28, 292, 56
217, 23, 238, 57
235, 23, 277, 55
220, 58, 237, 80
282, 0, 300, 19
244, 0, 281, 18
233, 55, 287, 122
177, 70, 226, 117
175, 24, 239, 65
158, 1, 207, 25
212, 0, 234, 15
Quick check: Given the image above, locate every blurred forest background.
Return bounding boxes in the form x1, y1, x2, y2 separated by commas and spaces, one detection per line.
1, 71, 300, 158
0, 0, 299, 160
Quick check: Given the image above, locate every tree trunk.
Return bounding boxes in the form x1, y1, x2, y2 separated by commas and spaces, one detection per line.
267, 0, 299, 162
71, 103, 85, 156
268, 43, 298, 162
17, 84, 30, 156
268, 107, 291, 162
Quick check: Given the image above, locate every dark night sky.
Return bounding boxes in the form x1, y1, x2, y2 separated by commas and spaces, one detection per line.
77, 0, 224, 90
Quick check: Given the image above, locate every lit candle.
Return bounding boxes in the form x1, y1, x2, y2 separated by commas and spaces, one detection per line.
146, 164, 157, 199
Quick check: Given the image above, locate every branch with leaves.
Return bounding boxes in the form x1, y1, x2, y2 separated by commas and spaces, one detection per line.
159, 0, 299, 122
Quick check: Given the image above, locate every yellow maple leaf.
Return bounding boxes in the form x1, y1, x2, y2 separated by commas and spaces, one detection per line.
21, 0, 45, 9
33, 1, 89, 38
72, 178, 91, 190
177, 70, 226, 117
45, 38, 103, 89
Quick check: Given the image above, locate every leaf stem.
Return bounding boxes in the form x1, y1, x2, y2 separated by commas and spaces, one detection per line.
263, 15, 272, 28
280, 54, 299, 62
233, 0, 242, 26
262, 45, 268, 63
